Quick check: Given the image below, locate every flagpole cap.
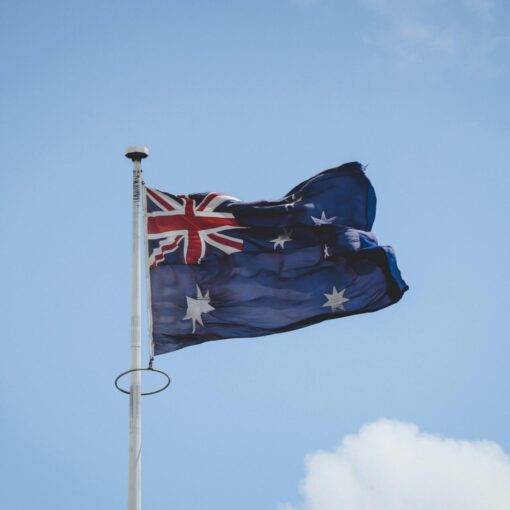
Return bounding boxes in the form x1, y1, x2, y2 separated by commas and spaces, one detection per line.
125, 145, 149, 161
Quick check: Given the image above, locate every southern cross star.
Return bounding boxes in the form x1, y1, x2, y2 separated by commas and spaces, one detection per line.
311, 211, 336, 225
271, 230, 293, 250
323, 286, 349, 312
183, 284, 215, 333
284, 195, 301, 210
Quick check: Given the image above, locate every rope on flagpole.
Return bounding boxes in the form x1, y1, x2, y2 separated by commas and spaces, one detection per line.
141, 171, 156, 363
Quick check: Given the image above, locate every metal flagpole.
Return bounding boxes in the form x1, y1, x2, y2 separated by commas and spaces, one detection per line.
125, 145, 149, 510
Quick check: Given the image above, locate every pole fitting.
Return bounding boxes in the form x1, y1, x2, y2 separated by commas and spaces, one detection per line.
125, 146, 149, 162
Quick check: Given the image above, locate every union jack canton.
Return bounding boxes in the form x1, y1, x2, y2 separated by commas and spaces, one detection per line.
145, 188, 244, 266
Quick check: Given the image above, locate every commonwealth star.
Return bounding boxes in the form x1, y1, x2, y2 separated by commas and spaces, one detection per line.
183, 285, 215, 333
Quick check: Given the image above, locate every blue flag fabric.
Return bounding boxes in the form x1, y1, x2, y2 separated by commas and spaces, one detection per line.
145, 162, 408, 355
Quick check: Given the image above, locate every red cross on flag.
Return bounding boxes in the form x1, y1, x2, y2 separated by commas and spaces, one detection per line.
145, 187, 244, 266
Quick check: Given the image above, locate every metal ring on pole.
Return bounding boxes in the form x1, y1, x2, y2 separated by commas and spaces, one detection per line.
114, 367, 171, 396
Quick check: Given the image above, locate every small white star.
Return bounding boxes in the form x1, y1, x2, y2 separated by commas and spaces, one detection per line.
271, 229, 293, 250
311, 211, 336, 225
324, 244, 331, 258
323, 286, 349, 312
284, 195, 301, 210
183, 284, 215, 333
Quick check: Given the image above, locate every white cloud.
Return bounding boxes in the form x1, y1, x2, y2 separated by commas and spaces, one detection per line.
283, 419, 510, 510
399, 25, 455, 56
466, 0, 495, 20
359, 0, 509, 69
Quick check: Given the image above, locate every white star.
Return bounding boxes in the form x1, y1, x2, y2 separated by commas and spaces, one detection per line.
271, 229, 293, 250
183, 285, 215, 333
311, 211, 336, 225
324, 244, 331, 258
322, 286, 349, 312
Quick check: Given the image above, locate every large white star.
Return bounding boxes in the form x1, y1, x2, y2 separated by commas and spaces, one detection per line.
311, 211, 336, 225
183, 284, 215, 333
271, 229, 293, 250
322, 286, 349, 312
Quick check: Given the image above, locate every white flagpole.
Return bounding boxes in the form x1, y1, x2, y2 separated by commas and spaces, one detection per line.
125, 145, 149, 510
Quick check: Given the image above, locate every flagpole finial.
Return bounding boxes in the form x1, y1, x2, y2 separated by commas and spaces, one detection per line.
125, 145, 149, 161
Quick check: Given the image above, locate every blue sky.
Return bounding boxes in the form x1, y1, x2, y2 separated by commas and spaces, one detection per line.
1, 1, 509, 509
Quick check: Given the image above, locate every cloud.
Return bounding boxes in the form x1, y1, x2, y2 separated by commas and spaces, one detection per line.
359, 0, 509, 70
466, 0, 495, 20
283, 419, 510, 510
399, 25, 455, 56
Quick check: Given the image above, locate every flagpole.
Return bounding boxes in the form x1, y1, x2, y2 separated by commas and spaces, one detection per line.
125, 145, 149, 510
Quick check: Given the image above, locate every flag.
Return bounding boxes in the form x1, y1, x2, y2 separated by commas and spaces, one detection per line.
144, 162, 408, 355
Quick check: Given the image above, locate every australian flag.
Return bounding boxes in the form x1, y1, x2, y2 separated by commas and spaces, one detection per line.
144, 162, 408, 355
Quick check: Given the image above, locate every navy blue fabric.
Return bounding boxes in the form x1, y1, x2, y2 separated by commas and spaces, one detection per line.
148, 162, 408, 354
